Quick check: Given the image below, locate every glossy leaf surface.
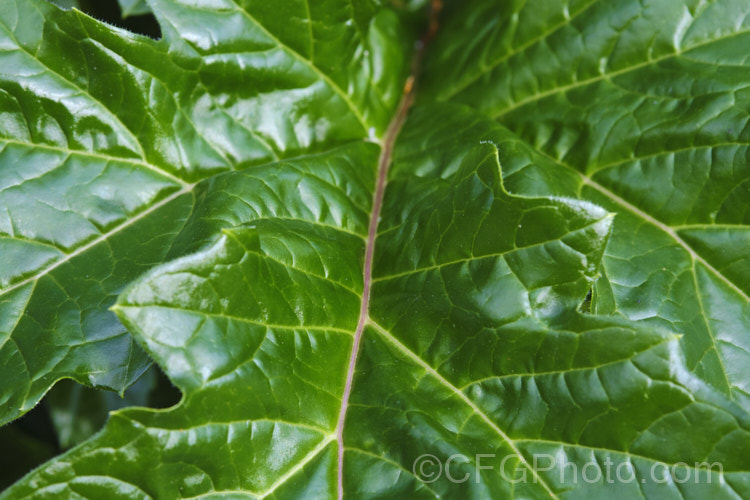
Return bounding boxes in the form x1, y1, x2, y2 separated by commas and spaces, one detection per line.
2, 0, 750, 498
5, 108, 750, 497
423, 0, 750, 409
0, 0, 410, 425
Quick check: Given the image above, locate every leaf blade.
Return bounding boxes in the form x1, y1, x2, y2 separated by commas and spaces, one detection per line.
422, 0, 750, 407
6, 103, 750, 498
0, 0, 410, 424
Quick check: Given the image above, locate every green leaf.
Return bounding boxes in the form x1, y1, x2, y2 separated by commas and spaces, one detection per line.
6, 106, 750, 498
422, 0, 750, 409
4, 0, 750, 498
0, 0, 411, 425
118, 0, 152, 18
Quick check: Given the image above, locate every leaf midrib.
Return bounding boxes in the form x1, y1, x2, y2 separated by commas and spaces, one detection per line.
328, 11, 561, 499
331, 51, 560, 500
332, 76, 411, 500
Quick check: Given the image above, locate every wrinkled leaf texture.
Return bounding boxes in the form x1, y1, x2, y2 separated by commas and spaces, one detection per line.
422, 0, 750, 409
1, 0, 750, 498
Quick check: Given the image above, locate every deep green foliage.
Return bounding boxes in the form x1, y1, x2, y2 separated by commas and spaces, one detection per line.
1, 0, 749, 498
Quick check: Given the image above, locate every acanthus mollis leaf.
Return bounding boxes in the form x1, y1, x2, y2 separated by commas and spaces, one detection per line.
422, 0, 750, 409
0, 0, 411, 425
5, 104, 750, 498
